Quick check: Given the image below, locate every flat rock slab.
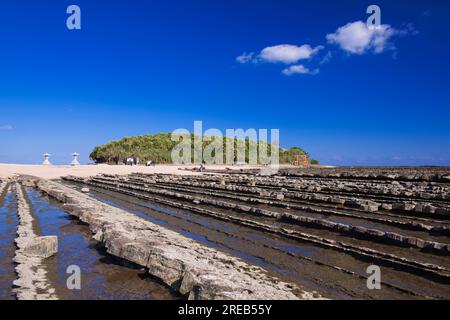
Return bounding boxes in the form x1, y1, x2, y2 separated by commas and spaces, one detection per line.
13, 182, 58, 300
24, 176, 321, 300
23, 236, 58, 259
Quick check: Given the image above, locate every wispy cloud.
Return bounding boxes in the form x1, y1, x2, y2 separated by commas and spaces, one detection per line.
320, 51, 332, 64
0, 124, 13, 130
237, 44, 323, 65
422, 10, 432, 18
236, 52, 256, 64
282, 64, 319, 76
259, 44, 323, 64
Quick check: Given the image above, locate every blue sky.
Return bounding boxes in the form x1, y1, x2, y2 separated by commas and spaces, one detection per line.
0, 0, 449, 165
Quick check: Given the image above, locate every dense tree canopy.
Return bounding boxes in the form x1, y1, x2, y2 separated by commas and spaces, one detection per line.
89, 133, 315, 165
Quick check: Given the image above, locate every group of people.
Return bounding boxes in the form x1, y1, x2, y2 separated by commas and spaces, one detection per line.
125, 157, 155, 167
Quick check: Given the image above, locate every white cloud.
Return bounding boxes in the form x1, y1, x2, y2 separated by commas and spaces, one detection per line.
237, 18, 417, 77
282, 64, 319, 76
236, 52, 256, 64
259, 44, 323, 64
0, 124, 13, 130
236, 44, 323, 76
326, 21, 398, 54
399, 23, 419, 36
236, 44, 323, 65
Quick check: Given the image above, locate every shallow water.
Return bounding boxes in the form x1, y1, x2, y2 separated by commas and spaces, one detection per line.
90, 190, 288, 273
79, 183, 450, 299
26, 188, 180, 300
0, 190, 18, 300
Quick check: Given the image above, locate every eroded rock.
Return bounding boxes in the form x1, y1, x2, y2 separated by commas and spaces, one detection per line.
26, 176, 317, 300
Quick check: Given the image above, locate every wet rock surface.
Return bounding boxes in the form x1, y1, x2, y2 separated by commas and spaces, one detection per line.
22, 236, 57, 259
0, 181, 17, 300
23, 176, 311, 300
60, 167, 450, 299
26, 188, 179, 300
12, 182, 58, 300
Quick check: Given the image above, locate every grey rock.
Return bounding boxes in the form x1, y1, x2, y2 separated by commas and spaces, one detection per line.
23, 236, 58, 259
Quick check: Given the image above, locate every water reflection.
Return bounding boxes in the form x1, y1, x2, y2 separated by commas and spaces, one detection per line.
27, 188, 179, 300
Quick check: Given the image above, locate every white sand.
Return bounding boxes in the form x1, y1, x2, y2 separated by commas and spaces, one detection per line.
0, 163, 265, 179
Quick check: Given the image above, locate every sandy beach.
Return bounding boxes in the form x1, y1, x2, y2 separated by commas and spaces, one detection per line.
0, 163, 264, 179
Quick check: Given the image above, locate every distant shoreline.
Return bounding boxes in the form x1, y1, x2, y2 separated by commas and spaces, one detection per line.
2, 163, 450, 180
0, 163, 263, 179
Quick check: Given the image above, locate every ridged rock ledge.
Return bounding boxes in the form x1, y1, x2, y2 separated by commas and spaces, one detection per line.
20, 176, 321, 300
13, 182, 58, 300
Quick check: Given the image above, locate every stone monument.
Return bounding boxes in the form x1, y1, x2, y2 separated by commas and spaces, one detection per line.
42, 153, 51, 165
70, 152, 80, 166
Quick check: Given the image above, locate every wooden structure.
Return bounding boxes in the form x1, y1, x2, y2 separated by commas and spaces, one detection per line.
292, 154, 309, 167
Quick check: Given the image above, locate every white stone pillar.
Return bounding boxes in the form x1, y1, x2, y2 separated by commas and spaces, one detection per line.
42, 153, 51, 165
71, 152, 80, 166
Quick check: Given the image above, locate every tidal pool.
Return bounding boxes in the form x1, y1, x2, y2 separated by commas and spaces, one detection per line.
26, 188, 180, 300
0, 190, 18, 300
